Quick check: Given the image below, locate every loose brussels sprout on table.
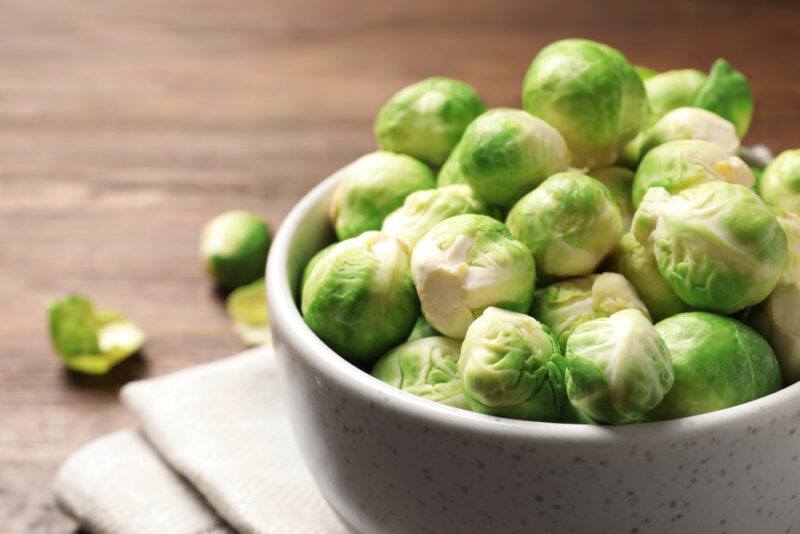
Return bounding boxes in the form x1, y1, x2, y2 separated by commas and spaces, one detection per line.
329, 151, 435, 241
506, 172, 623, 279
297, 37, 796, 426
375, 77, 486, 167
410, 214, 535, 339
201, 210, 271, 290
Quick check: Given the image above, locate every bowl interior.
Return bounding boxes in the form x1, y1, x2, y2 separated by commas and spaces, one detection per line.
267, 169, 800, 443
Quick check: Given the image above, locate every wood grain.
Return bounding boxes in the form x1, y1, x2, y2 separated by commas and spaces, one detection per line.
1, 0, 799, 531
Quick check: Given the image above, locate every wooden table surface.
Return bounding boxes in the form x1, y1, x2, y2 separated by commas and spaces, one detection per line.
2, 0, 799, 531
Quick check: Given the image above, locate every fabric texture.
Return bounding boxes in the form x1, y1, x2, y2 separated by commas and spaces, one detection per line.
54, 346, 349, 534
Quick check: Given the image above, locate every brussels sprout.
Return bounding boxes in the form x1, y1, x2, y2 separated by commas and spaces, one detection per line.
640, 107, 739, 157
522, 39, 649, 168
226, 278, 270, 346
758, 149, 800, 214
381, 185, 489, 249
531, 272, 650, 351
692, 59, 753, 138
644, 69, 707, 123
411, 214, 535, 339
746, 209, 800, 383
372, 336, 468, 409
48, 295, 144, 375
565, 309, 673, 424
607, 233, 690, 322
633, 182, 788, 314
588, 166, 635, 231
634, 66, 657, 81
457, 108, 570, 207
301, 231, 419, 363
329, 151, 435, 240
436, 140, 467, 186
201, 210, 271, 290
375, 77, 486, 166
459, 307, 566, 420
506, 172, 623, 279
631, 139, 755, 208
653, 312, 781, 419
406, 315, 441, 343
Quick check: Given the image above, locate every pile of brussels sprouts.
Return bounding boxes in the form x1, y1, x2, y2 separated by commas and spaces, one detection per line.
301, 38, 800, 425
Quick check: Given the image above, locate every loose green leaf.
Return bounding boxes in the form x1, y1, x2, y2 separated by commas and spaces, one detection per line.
226, 278, 271, 346
48, 295, 144, 375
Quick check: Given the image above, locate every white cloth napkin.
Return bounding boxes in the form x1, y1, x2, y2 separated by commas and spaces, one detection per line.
53, 346, 349, 534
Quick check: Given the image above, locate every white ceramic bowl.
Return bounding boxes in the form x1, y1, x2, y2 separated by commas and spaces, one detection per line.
266, 171, 800, 534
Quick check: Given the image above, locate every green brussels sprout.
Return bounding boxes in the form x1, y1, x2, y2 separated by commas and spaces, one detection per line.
457, 108, 570, 207
410, 214, 535, 339
653, 312, 782, 419
522, 39, 649, 168
374, 77, 486, 166
634, 65, 657, 81
633, 182, 788, 314
372, 336, 468, 409
406, 315, 441, 343
48, 295, 144, 375
758, 149, 800, 214
746, 209, 800, 383
329, 151, 435, 240
506, 172, 623, 279
607, 233, 690, 322
459, 307, 566, 420
201, 210, 271, 290
631, 139, 755, 208
588, 166, 635, 231
692, 59, 753, 138
301, 231, 419, 363
226, 278, 270, 346
639, 107, 739, 158
381, 185, 489, 249
436, 140, 467, 186
565, 309, 673, 424
531, 272, 650, 351
644, 69, 707, 123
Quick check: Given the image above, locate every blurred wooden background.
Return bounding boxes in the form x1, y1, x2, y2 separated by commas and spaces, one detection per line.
1, 0, 798, 530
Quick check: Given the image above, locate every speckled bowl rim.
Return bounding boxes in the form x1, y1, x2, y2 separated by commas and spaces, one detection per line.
266, 169, 800, 445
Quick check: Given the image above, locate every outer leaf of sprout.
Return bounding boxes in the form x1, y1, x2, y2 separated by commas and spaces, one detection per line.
758, 149, 800, 214
48, 295, 144, 375
227, 278, 271, 346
